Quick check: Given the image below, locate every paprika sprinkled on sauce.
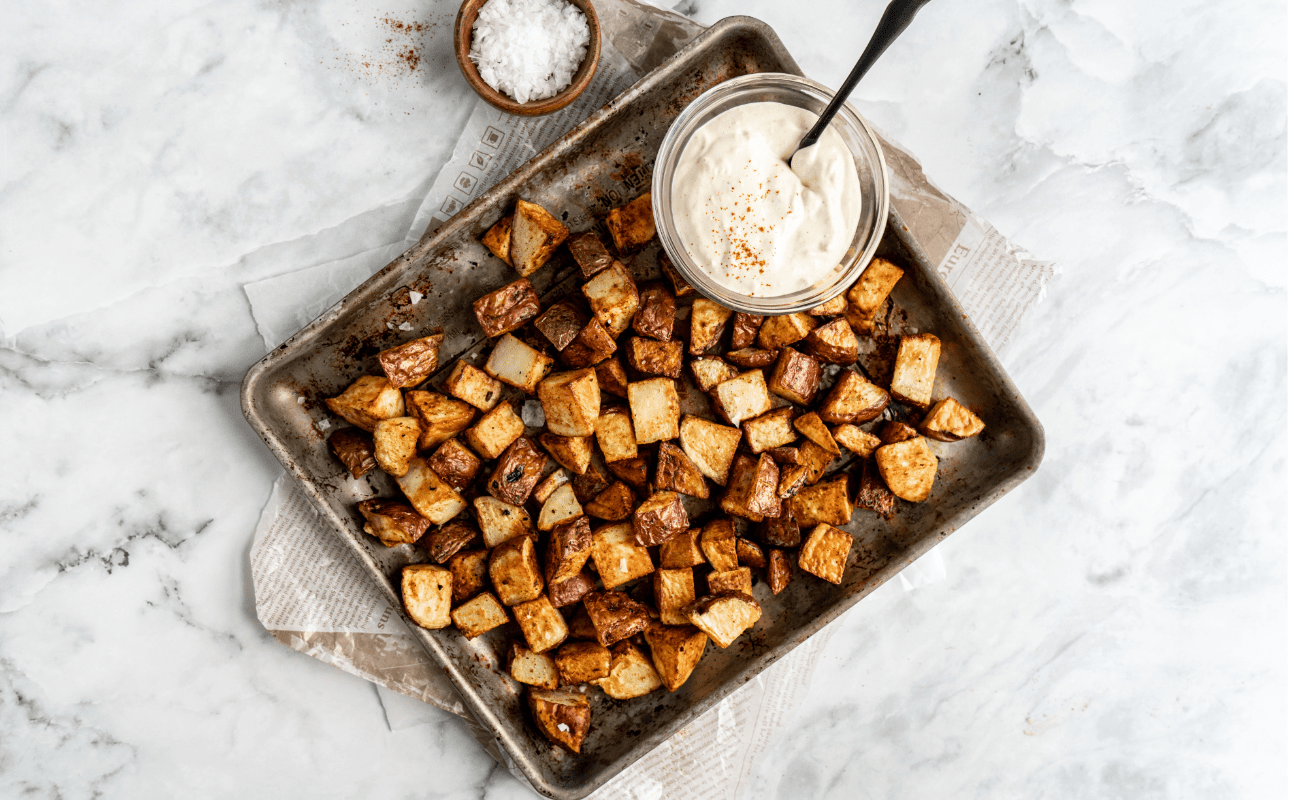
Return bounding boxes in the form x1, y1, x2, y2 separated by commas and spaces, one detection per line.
669, 102, 861, 297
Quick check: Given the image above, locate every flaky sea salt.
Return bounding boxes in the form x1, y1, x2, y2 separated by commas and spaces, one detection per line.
470, 0, 590, 103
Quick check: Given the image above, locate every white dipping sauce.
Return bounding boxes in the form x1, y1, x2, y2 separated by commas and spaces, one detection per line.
670, 102, 861, 297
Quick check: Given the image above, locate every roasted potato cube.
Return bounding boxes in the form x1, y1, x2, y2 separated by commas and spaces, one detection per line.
396, 458, 467, 525
486, 436, 547, 505
567, 230, 613, 279
654, 441, 709, 499
793, 411, 840, 456
534, 469, 568, 504
627, 378, 679, 444
358, 498, 431, 547
855, 458, 897, 517
533, 299, 588, 352
538, 433, 593, 476
571, 463, 611, 504
485, 334, 554, 393
449, 548, 490, 604
809, 294, 847, 315
378, 333, 445, 389
777, 462, 810, 499
443, 360, 504, 413
509, 199, 570, 278
707, 567, 753, 596
515, 596, 569, 652
690, 356, 739, 393
544, 514, 592, 583
406, 390, 476, 450
645, 623, 708, 692
798, 439, 836, 484
325, 375, 405, 432
627, 337, 683, 379
451, 591, 510, 638
798, 523, 854, 584
768, 348, 823, 406
594, 407, 638, 463
559, 318, 618, 367
632, 282, 675, 342
584, 481, 636, 521
757, 312, 816, 351
819, 369, 890, 424
689, 298, 732, 355
549, 568, 600, 608
658, 251, 695, 297
582, 261, 640, 335
555, 641, 612, 685
725, 347, 778, 369
919, 397, 985, 441
731, 313, 763, 349
744, 452, 782, 518
401, 564, 453, 629
474, 278, 541, 337
590, 522, 654, 589
660, 527, 706, 569
481, 215, 513, 266
846, 257, 904, 333
891, 333, 942, 407
527, 688, 590, 753
420, 519, 478, 564
607, 455, 649, 489
490, 535, 545, 607
685, 592, 762, 648
769, 446, 802, 465
538, 484, 584, 532
427, 437, 482, 491
761, 501, 803, 549
875, 437, 939, 502
328, 428, 377, 479
803, 318, 858, 365
833, 425, 882, 457
508, 643, 559, 690
714, 370, 771, 426
583, 590, 652, 646
718, 454, 764, 523
594, 356, 628, 398
743, 407, 798, 454
594, 640, 663, 699
677, 415, 742, 486
633, 491, 689, 547
474, 496, 535, 548
606, 192, 655, 253
790, 474, 854, 528
464, 402, 523, 459
736, 538, 766, 572
653, 568, 696, 625
699, 518, 739, 571
879, 420, 919, 445
537, 368, 600, 437
767, 549, 793, 595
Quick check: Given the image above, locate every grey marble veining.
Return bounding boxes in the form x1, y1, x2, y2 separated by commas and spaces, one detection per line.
0, 0, 1285, 797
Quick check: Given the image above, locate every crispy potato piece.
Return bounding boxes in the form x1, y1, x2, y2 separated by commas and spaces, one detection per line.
798, 439, 836, 484
803, 318, 858, 365
594, 640, 663, 699
571, 462, 611, 504
632, 491, 689, 547
846, 257, 904, 333
378, 333, 445, 389
686, 592, 762, 648
677, 415, 742, 486
527, 688, 590, 753
449, 548, 490, 604
481, 215, 513, 266
583, 590, 652, 646
474, 496, 534, 548
714, 370, 771, 426
809, 294, 847, 315
485, 333, 554, 393
768, 446, 801, 465
658, 251, 695, 297
707, 567, 753, 596
328, 428, 377, 479
396, 458, 467, 525
654, 441, 709, 499
427, 438, 482, 491
627, 377, 680, 444
690, 356, 739, 393
406, 390, 477, 450
474, 278, 541, 338
627, 337, 683, 379
555, 641, 612, 685
545, 514, 592, 583
744, 452, 782, 518
890, 333, 942, 407
793, 412, 839, 456
594, 407, 638, 463
606, 193, 655, 253
538, 433, 592, 476
537, 368, 600, 437
757, 312, 816, 351
590, 522, 654, 589
538, 484, 584, 532
632, 282, 676, 342
819, 370, 891, 425
767, 549, 793, 595
879, 420, 919, 445
533, 299, 588, 353
736, 538, 766, 571
568, 230, 614, 279
725, 347, 778, 369
584, 481, 636, 521
718, 454, 764, 523
760, 501, 802, 549
582, 261, 640, 335
790, 474, 854, 528
844, 301, 877, 335
777, 462, 810, 499
700, 518, 739, 571
743, 407, 798, 454
420, 519, 478, 564
833, 425, 882, 457
660, 527, 706, 569
607, 455, 649, 489
443, 360, 504, 412
464, 401, 523, 459
326, 375, 405, 432
798, 523, 854, 584
855, 458, 897, 518
508, 643, 559, 690
490, 535, 545, 607
401, 564, 453, 629
510, 199, 570, 277
654, 568, 696, 625
731, 313, 763, 349
593, 356, 628, 398
549, 568, 600, 608
515, 596, 569, 653
768, 348, 823, 406
358, 499, 431, 547
875, 437, 939, 502
451, 591, 510, 638
534, 468, 569, 505
559, 318, 618, 368
486, 436, 547, 505
690, 298, 732, 355
645, 623, 708, 692
919, 397, 985, 441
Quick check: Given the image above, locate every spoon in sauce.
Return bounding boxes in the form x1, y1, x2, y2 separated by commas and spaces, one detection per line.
787, 0, 933, 168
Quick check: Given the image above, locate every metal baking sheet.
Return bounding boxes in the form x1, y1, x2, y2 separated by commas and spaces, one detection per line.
241, 16, 1044, 799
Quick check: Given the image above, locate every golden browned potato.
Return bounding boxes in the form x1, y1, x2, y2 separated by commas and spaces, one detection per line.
450, 592, 510, 638
632, 282, 675, 342
855, 458, 897, 518
443, 360, 504, 412
538, 433, 593, 476
632, 491, 689, 547
473, 495, 535, 548
660, 527, 706, 570
527, 688, 590, 753
548, 568, 599, 608
589, 522, 654, 589
582, 261, 640, 335
490, 535, 545, 607
707, 567, 753, 596
627, 337, 683, 379
545, 514, 592, 584
559, 318, 618, 368
582, 590, 652, 646
735, 538, 766, 572
714, 370, 771, 427
818, 369, 891, 425
329, 428, 377, 479
537, 368, 600, 437
605, 192, 655, 253
875, 437, 939, 502
744, 452, 782, 519
401, 564, 454, 630
653, 441, 709, 499
685, 592, 762, 648
798, 439, 836, 484
653, 568, 696, 625
554, 641, 612, 685
777, 462, 810, 499
567, 230, 613, 278
725, 347, 778, 369
396, 458, 467, 525
890, 333, 942, 407
486, 436, 547, 505
583, 481, 636, 521
790, 474, 854, 528
594, 640, 663, 699
833, 425, 882, 457
464, 401, 524, 459
644, 623, 708, 692
514, 596, 569, 653
690, 297, 732, 355
533, 299, 588, 352
879, 420, 918, 445
627, 377, 679, 444
594, 407, 638, 464
481, 215, 513, 266
420, 519, 478, 564
731, 313, 763, 349
743, 407, 798, 454
919, 397, 985, 441
760, 501, 802, 549
803, 318, 859, 365
809, 294, 847, 315
535, 472, 568, 509
358, 499, 431, 547
677, 415, 742, 486
792, 411, 839, 456
798, 522, 854, 584
427, 437, 482, 491
449, 548, 489, 604
510, 199, 570, 277
846, 257, 904, 333
658, 251, 695, 297
538, 484, 584, 533
767, 549, 793, 595
699, 518, 739, 572
768, 348, 822, 406
718, 453, 764, 523
485, 333, 554, 393
378, 332, 445, 389
757, 312, 816, 351
689, 356, 739, 393
326, 375, 405, 432
406, 390, 477, 451
474, 278, 541, 338
508, 643, 560, 690
606, 455, 649, 489
593, 356, 628, 398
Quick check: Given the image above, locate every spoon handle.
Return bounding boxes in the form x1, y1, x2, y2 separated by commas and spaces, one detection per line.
794, 0, 933, 154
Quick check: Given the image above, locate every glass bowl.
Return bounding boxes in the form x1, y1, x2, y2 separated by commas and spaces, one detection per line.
651, 73, 890, 315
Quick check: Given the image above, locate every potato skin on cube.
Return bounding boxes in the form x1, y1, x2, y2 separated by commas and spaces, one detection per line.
377, 333, 445, 389
450, 591, 509, 638
768, 348, 822, 406
685, 592, 762, 648
401, 564, 453, 629
583, 481, 636, 521
731, 313, 763, 349
358, 499, 431, 547
486, 436, 547, 505
474, 278, 541, 338
593, 356, 629, 398
490, 535, 545, 607
509, 199, 570, 278
818, 369, 891, 425
767, 549, 793, 595
632, 491, 689, 547
743, 452, 782, 519
627, 377, 680, 444
537, 368, 600, 437
890, 333, 942, 407
846, 258, 904, 333
632, 282, 676, 342
548, 568, 600, 608
760, 501, 802, 549
582, 590, 652, 647
855, 458, 897, 518
527, 688, 590, 754
449, 548, 490, 604
707, 567, 753, 596
653, 441, 709, 499
605, 192, 655, 253
875, 437, 939, 502
735, 538, 766, 572
798, 523, 854, 584
568, 231, 613, 279
718, 454, 764, 523
725, 347, 778, 369
420, 519, 478, 564
326, 375, 405, 432
545, 515, 593, 584
690, 298, 732, 355
803, 318, 859, 365
658, 251, 694, 297
659, 528, 706, 570
919, 397, 985, 441
879, 420, 919, 445
644, 623, 708, 692
427, 438, 482, 491
559, 318, 618, 368
533, 299, 588, 352
481, 215, 513, 266
328, 428, 377, 479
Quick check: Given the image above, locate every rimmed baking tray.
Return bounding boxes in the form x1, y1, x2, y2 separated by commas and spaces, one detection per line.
241, 16, 1044, 798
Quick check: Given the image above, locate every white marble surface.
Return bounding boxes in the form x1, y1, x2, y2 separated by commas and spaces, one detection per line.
0, 0, 1286, 797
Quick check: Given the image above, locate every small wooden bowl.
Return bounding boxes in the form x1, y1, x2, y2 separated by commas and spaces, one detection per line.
454, 0, 601, 117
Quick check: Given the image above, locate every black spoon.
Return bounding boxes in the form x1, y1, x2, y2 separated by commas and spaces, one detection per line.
787, 0, 933, 167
